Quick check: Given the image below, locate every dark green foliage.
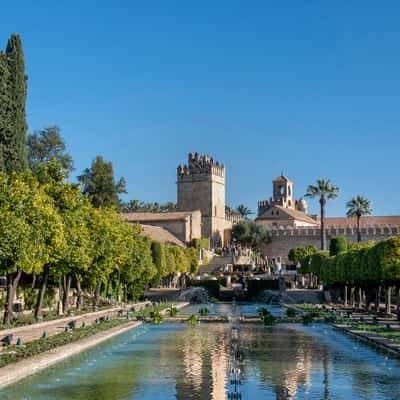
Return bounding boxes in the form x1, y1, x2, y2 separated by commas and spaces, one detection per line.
186, 247, 199, 274
0, 34, 28, 174
167, 306, 178, 317
150, 241, 162, 285
78, 155, 126, 208
258, 307, 275, 324
232, 220, 270, 248
191, 238, 210, 250
286, 307, 296, 318
236, 204, 253, 218
27, 126, 73, 177
329, 236, 348, 256
188, 279, 220, 298
121, 200, 177, 212
198, 306, 209, 316
246, 279, 280, 297
302, 313, 314, 325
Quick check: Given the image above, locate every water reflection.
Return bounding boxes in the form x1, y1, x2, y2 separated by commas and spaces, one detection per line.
1, 319, 400, 399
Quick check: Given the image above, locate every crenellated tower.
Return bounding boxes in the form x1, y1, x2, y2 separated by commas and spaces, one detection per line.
177, 153, 226, 247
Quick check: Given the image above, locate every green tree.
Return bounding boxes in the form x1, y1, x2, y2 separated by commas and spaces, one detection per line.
305, 179, 339, 250
0, 172, 63, 323
3, 34, 27, 174
346, 195, 373, 243
236, 204, 253, 218
78, 155, 126, 208
0, 51, 10, 172
27, 126, 73, 177
232, 220, 270, 248
288, 245, 318, 265
329, 236, 348, 256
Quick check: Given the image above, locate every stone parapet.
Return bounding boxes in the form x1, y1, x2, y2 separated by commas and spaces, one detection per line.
270, 225, 400, 238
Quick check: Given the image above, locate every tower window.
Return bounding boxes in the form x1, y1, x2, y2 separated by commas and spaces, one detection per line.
288, 186, 291, 196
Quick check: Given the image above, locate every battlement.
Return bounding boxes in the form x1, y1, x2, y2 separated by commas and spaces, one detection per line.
258, 199, 272, 216
177, 152, 224, 178
270, 225, 400, 237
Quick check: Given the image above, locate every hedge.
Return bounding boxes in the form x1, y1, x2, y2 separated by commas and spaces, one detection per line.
246, 279, 280, 297
188, 279, 220, 298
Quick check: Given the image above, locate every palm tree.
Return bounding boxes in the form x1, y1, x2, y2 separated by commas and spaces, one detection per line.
305, 179, 339, 250
236, 204, 253, 218
346, 195, 372, 242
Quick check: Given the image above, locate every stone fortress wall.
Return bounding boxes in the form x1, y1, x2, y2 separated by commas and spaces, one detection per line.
261, 225, 400, 263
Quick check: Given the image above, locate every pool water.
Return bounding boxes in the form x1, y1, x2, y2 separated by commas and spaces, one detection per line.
1, 306, 400, 399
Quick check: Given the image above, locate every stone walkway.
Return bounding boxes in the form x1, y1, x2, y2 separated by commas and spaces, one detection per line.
0, 302, 151, 347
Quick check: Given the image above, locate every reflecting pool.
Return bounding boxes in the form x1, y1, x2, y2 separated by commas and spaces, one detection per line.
1, 309, 400, 399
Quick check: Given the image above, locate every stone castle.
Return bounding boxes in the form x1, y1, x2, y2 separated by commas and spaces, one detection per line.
124, 153, 238, 247
123, 153, 400, 263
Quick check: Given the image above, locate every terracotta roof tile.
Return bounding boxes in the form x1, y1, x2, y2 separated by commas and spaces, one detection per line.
122, 211, 200, 222
140, 224, 185, 247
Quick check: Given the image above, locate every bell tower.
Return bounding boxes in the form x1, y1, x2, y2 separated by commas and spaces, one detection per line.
272, 175, 294, 209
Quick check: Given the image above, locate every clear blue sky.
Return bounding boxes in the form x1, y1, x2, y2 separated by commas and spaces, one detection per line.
1, 1, 399, 217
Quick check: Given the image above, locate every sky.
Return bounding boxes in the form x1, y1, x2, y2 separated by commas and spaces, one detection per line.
1, 1, 399, 217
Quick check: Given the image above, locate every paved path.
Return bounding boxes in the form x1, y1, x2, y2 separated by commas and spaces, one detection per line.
0, 302, 151, 347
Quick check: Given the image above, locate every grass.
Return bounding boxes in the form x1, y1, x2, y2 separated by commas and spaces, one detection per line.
338, 321, 400, 344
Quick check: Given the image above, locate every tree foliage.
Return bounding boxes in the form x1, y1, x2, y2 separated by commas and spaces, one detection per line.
0, 34, 27, 174
232, 220, 270, 248
329, 236, 348, 256
346, 195, 373, 242
78, 155, 126, 208
288, 245, 317, 264
27, 126, 73, 177
305, 178, 339, 250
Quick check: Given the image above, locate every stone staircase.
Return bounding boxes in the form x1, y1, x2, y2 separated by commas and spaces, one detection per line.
199, 255, 233, 274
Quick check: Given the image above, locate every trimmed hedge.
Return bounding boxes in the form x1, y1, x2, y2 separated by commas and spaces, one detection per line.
188, 280, 220, 298
247, 279, 280, 297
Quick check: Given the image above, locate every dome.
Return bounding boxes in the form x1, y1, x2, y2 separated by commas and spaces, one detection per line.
297, 197, 307, 212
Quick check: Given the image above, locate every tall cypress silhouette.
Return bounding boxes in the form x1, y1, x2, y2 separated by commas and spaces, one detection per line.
3, 34, 27, 173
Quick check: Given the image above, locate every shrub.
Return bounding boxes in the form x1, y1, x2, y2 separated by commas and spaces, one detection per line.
198, 306, 209, 316
150, 310, 163, 324
246, 279, 280, 298
302, 313, 314, 325
188, 280, 220, 298
286, 308, 296, 318
329, 236, 348, 256
167, 306, 178, 317
188, 314, 198, 325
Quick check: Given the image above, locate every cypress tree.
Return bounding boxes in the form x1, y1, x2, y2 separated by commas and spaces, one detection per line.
0, 51, 10, 172
3, 34, 28, 173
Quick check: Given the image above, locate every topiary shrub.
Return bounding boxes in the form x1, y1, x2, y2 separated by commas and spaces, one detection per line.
286, 308, 296, 318
302, 313, 314, 325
